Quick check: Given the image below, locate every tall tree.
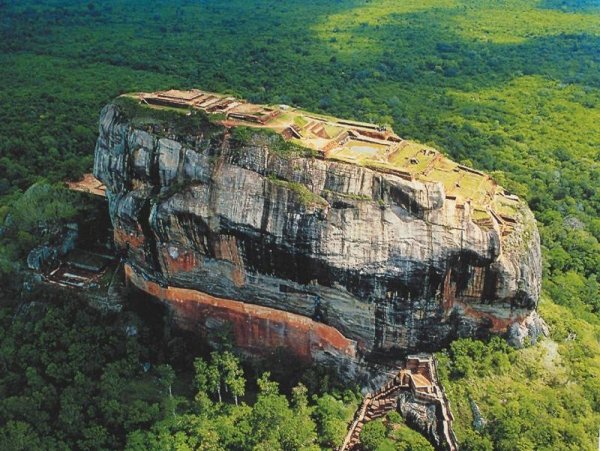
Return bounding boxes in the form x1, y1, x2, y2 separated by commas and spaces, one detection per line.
220, 351, 245, 406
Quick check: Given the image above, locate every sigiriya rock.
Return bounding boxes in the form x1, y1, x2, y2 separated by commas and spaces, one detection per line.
93, 89, 542, 366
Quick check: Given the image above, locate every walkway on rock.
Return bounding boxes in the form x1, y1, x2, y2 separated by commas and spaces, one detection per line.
340, 375, 405, 451
339, 355, 459, 451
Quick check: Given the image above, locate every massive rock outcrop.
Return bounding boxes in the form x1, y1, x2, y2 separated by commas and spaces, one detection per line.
94, 94, 541, 363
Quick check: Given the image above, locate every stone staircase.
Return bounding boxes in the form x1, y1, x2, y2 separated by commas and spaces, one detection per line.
339, 355, 459, 451
340, 376, 407, 451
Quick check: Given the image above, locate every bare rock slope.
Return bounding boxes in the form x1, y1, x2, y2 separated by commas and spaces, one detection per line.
94, 95, 541, 361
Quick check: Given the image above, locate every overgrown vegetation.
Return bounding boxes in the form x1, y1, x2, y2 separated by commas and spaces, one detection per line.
113, 96, 221, 138
0, 294, 163, 449
268, 175, 328, 208
0, 0, 598, 449
0, 183, 87, 289
0, 293, 361, 450
360, 413, 433, 451
231, 126, 318, 158
437, 297, 600, 450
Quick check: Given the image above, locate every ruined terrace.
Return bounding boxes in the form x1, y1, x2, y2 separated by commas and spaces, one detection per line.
128, 89, 522, 234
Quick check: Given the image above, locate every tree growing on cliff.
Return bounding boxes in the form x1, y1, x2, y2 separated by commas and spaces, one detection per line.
194, 352, 246, 405
220, 352, 245, 406
249, 373, 319, 449
4, 182, 79, 242
155, 364, 177, 418
194, 357, 222, 403
360, 419, 387, 451
286, 384, 318, 450
312, 393, 356, 448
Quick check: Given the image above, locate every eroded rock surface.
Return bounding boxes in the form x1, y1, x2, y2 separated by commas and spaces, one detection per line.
94, 100, 541, 361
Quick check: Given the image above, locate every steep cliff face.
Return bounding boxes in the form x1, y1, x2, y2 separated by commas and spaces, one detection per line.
94, 98, 541, 361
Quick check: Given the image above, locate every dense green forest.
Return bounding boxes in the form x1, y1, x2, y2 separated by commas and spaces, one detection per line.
0, 0, 599, 449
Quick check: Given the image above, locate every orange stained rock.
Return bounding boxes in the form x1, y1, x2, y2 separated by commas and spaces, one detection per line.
162, 246, 200, 273
125, 264, 357, 362
442, 267, 524, 332
212, 235, 245, 287
455, 299, 525, 332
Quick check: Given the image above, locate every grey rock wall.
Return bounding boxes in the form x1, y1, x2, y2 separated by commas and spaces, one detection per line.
94, 102, 542, 357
